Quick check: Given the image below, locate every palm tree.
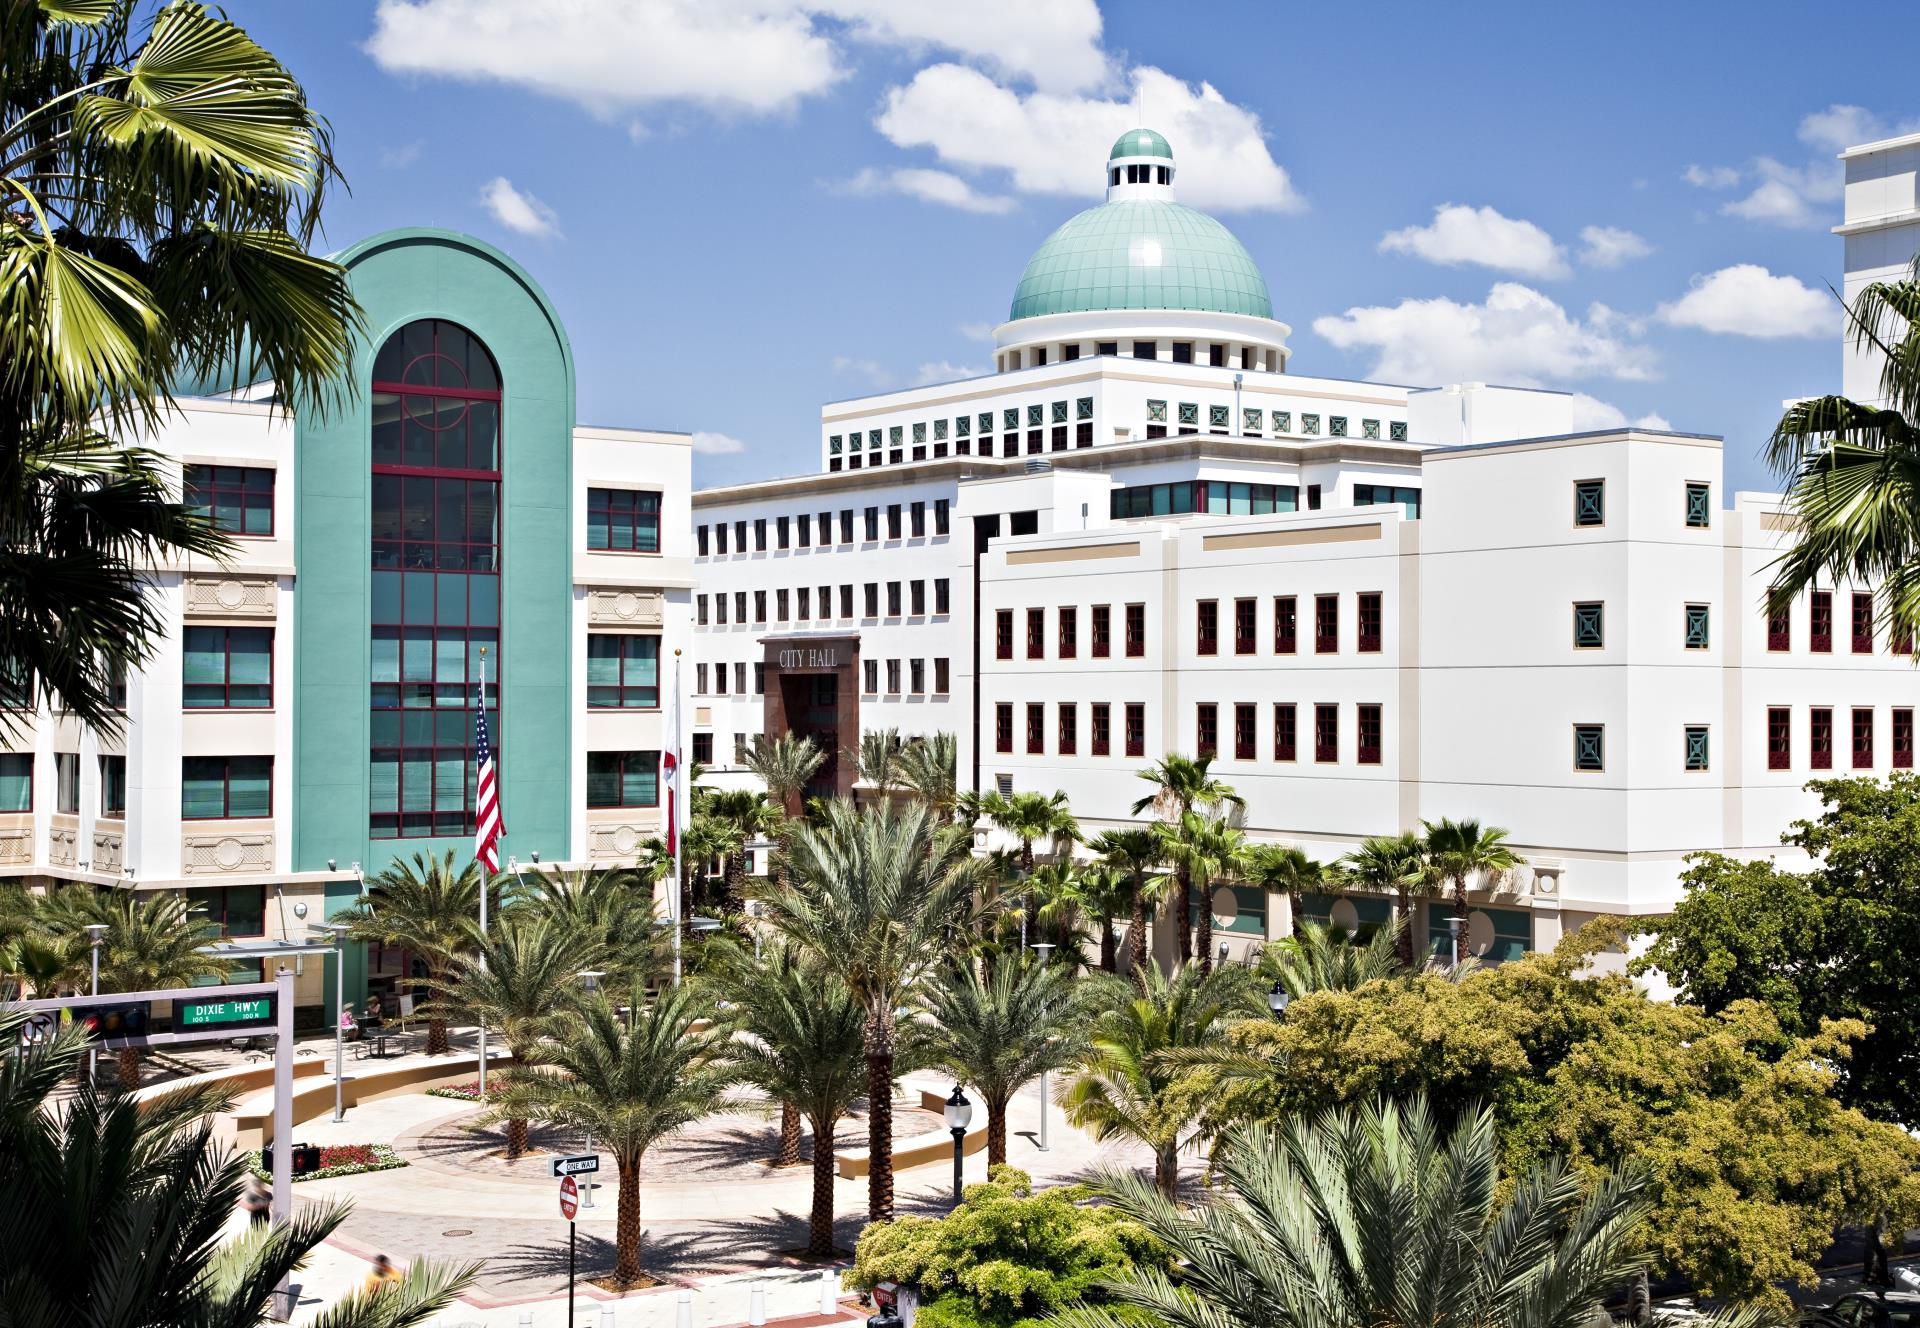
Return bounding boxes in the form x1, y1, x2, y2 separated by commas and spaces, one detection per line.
1061, 963, 1245, 1197
1422, 817, 1524, 932
704, 788, 780, 913
1259, 917, 1406, 1000
1132, 756, 1243, 966
1154, 812, 1245, 975
62, 890, 227, 1086
1025, 859, 1096, 968
895, 732, 959, 823
1076, 864, 1133, 972
504, 982, 733, 1287
983, 789, 1080, 873
348, 851, 488, 1054
1055, 1096, 1678, 1328
923, 958, 1087, 1166
0, 1008, 478, 1327
1093, 827, 1162, 976
1764, 254, 1920, 644
711, 943, 866, 1257
1340, 832, 1433, 967
442, 917, 584, 1158
526, 866, 663, 986
746, 732, 825, 816
850, 727, 905, 801
1240, 842, 1329, 938
754, 799, 981, 1222
0, 2, 359, 736
680, 813, 736, 919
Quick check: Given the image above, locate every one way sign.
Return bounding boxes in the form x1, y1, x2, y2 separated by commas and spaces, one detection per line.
550, 1154, 600, 1178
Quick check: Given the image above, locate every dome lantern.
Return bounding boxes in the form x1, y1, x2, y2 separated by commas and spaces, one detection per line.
1106, 127, 1174, 202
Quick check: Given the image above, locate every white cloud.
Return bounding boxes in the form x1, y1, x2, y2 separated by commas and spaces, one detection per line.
1570, 393, 1672, 432
1655, 264, 1835, 339
691, 431, 747, 455
912, 360, 988, 385
1683, 163, 1741, 189
378, 140, 423, 169
832, 355, 895, 388
957, 321, 995, 342
874, 63, 1301, 213
1311, 282, 1658, 387
844, 166, 1015, 214
1697, 105, 1920, 229
816, 0, 1106, 92
479, 177, 560, 238
1578, 225, 1652, 269
1378, 204, 1568, 279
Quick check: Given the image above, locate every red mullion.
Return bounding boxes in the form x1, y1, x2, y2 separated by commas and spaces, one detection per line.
372, 379, 502, 403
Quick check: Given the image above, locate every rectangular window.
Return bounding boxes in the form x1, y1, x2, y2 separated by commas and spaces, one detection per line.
1059, 606, 1078, 658
1767, 607, 1790, 652
840, 585, 854, 619
182, 626, 273, 709
1573, 602, 1604, 650
1196, 703, 1218, 758
56, 752, 79, 814
1894, 708, 1914, 770
887, 504, 902, 540
909, 658, 924, 694
1768, 707, 1792, 769
186, 884, 267, 939
1682, 725, 1710, 772
692, 732, 713, 765
734, 663, 747, 695
1852, 592, 1874, 653
1353, 484, 1424, 519
909, 501, 925, 538
776, 515, 789, 549
1275, 596, 1297, 654
996, 703, 1013, 753
1315, 594, 1338, 653
909, 581, 925, 616
887, 659, 902, 694
1357, 592, 1383, 653
935, 499, 950, 535
696, 663, 707, 695
587, 488, 662, 552
1574, 479, 1605, 527
754, 518, 767, 552
716, 523, 730, 556
935, 579, 950, 614
934, 658, 950, 694
697, 594, 709, 626
1811, 591, 1834, 653
1274, 703, 1297, 761
887, 582, 902, 616
798, 513, 811, 547
1811, 707, 1834, 769
754, 590, 767, 623
1573, 724, 1605, 772
755, 662, 766, 695
98, 755, 126, 816
697, 524, 710, 557
182, 755, 271, 819
184, 464, 274, 536
864, 659, 879, 694
1685, 604, 1711, 650
997, 610, 1014, 660
735, 591, 747, 622
839, 510, 854, 543
1234, 598, 1256, 655
1027, 703, 1045, 754
1330, 415, 1348, 437
587, 750, 660, 808
1685, 482, 1711, 529
1059, 703, 1077, 755
1090, 605, 1111, 658
1234, 703, 1256, 760
1315, 704, 1338, 763
797, 587, 810, 621
1197, 600, 1219, 656
0, 754, 29, 812
1853, 707, 1875, 768
1125, 702, 1146, 757
864, 507, 879, 541
864, 584, 879, 618
586, 634, 660, 708
1026, 608, 1046, 659
776, 589, 789, 621
1091, 703, 1111, 756
1358, 704, 1383, 765
1126, 603, 1146, 658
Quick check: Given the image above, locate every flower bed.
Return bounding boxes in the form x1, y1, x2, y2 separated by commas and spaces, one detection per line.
425, 1079, 484, 1101
248, 1143, 408, 1183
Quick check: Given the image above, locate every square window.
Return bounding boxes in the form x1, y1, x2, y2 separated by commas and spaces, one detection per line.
1051, 400, 1068, 424
956, 415, 969, 436
978, 413, 994, 435
1302, 413, 1320, 435
934, 418, 948, 441
1273, 410, 1292, 432
1572, 602, 1604, 649
1178, 402, 1199, 426
1077, 396, 1094, 420
912, 421, 926, 443
1684, 725, 1710, 772
1028, 403, 1044, 427
1362, 418, 1381, 440
1243, 407, 1263, 433
1684, 604, 1711, 650
1147, 399, 1168, 423
1209, 404, 1230, 429
1004, 408, 1020, 430
1330, 416, 1348, 437
1685, 482, 1711, 528
1389, 421, 1408, 442
1573, 724, 1605, 771
1574, 479, 1605, 527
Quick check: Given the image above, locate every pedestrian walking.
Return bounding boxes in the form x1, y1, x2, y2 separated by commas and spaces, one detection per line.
242, 1177, 270, 1227
363, 1254, 400, 1295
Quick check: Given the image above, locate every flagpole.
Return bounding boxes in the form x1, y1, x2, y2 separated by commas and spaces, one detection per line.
670, 649, 684, 985
476, 646, 489, 1100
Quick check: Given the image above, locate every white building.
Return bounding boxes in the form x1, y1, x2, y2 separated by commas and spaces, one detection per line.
1838, 127, 1920, 405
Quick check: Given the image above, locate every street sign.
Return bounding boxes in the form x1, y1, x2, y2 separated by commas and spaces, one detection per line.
19, 1011, 54, 1045
558, 1173, 578, 1221
550, 1153, 600, 1178
178, 994, 276, 1031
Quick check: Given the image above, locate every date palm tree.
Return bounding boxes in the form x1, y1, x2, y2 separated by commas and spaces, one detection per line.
680, 813, 736, 919
711, 942, 866, 1257
753, 799, 981, 1222
851, 726, 905, 801
1093, 827, 1162, 975
1132, 756, 1243, 966
1340, 832, 1433, 967
895, 731, 959, 823
348, 851, 491, 1054
1154, 812, 1246, 974
923, 957, 1088, 1166
1240, 842, 1329, 938
1421, 817, 1524, 929
1258, 917, 1406, 1000
503, 982, 733, 1287
1077, 864, 1133, 972
746, 732, 825, 817
704, 788, 780, 913
0, 0, 360, 736
1061, 963, 1245, 1198
1056, 1096, 1686, 1328
525, 866, 663, 987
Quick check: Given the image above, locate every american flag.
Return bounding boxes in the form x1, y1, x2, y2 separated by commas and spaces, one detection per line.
474, 686, 503, 874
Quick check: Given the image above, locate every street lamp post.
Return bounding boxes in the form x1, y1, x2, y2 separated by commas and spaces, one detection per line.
317, 923, 353, 1121
1267, 979, 1291, 1019
1028, 943, 1054, 1151
84, 923, 107, 1085
1446, 915, 1462, 968
943, 1085, 972, 1206
576, 969, 607, 1207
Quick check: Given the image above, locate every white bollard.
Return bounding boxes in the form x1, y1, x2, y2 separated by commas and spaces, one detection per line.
819, 1269, 839, 1315
599, 1310, 616, 1328
518, 1314, 532, 1328
676, 1291, 693, 1328
749, 1284, 767, 1326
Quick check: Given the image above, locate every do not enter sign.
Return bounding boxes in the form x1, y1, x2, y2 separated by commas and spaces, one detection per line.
558, 1173, 578, 1221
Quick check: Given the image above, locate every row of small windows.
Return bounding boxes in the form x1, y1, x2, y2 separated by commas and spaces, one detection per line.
697, 501, 950, 556
0, 753, 127, 816
1110, 163, 1171, 185
997, 605, 1148, 660
1766, 590, 1912, 655
992, 700, 1385, 766
997, 701, 1147, 757
1572, 479, 1714, 530
1002, 342, 1279, 372
1105, 480, 1424, 522
1142, 402, 1408, 444
830, 403, 1092, 455
1766, 705, 1915, 771
1197, 594, 1383, 656
828, 419, 1095, 470
696, 658, 951, 697
699, 578, 951, 626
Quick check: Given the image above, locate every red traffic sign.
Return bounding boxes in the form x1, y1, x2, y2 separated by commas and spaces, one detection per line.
558, 1174, 578, 1221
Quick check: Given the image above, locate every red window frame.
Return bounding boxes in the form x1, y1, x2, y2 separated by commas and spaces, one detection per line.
1124, 703, 1146, 758
1197, 600, 1219, 656
1027, 608, 1046, 660
996, 610, 1014, 661
1234, 703, 1255, 760
1058, 703, 1077, 755
1091, 605, 1111, 658
1091, 703, 1111, 756
1895, 708, 1914, 770
1810, 592, 1833, 653
1314, 703, 1339, 763
1853, 707, 1874, 768
1852, 592, 1875, 653
1125, 604, 1146, 657
1357, 703, 1383, 765
586, 750, 661, 808
1234, 598, 1256, 655
1315, 594, 1339, 654
181, 755, 272, 820
184, 463, 275, 537
1059, 606, 1078, 659
1196, 703, 1218, 758
586, 487, 661, 553
1810, 707, 1834, 770
1766, 608, 1790, 652
182, 625, 273, 710
1026, 703, 1045, 754
1274, 703, 1297, 761
1767, 707, 1791, 770
995, 703, 1013, 753
1274, 595, 1297, 654
1357, 593, 1383, 654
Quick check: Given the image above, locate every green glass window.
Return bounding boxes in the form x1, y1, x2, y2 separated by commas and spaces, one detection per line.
1273, 410, 1291, 432
0, 754, 28, 812
182, 755, 271, 819
1178, 402, 1199, 425
1573, 725, 1605, 772
1362, 418, 1381, 440
1684, 725, 1710, 772
183, 626, 272, 709
888, 425, 902, 445
1573, 602, 1604, 649
1685, 604, 1711, 650
586, 488, 661, 553
1003, 408, 1019, 430
186, 884, 266, 937
912, 422, 925, 443
1077, 397, 1093, 420
1027, 403, 1044, 427
978, 413, 993, 434
1209, 404, 1230, 429
1051, 400, 1068, 424
587, 750, 660, 808
2, 658, 35, 711
1685, 482, 1711, 528
933, 419, 947, 440
868, 430, 881, 449
587, 634, 660, 708
1354, 484, 1423, 519
1146, 399, 1167, 423
1574, 479, 1605, 526
1390, 421, 1408, 442
1243, 407, 1263, 432
829, 435, 842, 454
184, 464, 275, 536
1330, 415, 1348, 437
956, 415, 970, 437
1302, 413, 1320, 435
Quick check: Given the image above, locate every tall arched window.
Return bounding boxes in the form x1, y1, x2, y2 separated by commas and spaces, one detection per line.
367, 320, 502, 840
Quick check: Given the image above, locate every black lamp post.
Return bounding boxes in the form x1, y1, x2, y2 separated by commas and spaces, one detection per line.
1267, 978, 1290, 1018
943, 1084, 972, 1206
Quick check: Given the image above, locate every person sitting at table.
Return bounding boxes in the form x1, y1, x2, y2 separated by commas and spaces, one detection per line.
339, 1003, 361, 1041
363, 994, 385, 1030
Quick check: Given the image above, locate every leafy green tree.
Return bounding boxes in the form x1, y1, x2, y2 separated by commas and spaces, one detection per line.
1091, 827, 1161, 975
746, 732, 825, 816
1023, 860, 1095, 968
981, 789, 1079, 874
1240, 841, 1328, 938
680, 813, 736, 918
1339, 831, 1431, 965
851, 727, 905, 797
1131, 755, 1242, 966
1075, 864, 1132, 972
895, 732, 958, 823
0, 1007, 477, 1327
1420, 817, 1523, 926
348, 851, 490, 1054
755, 799, 981, 1222
923, 958, 1087, 1166
503, 982, 732, 1287
0, 0, 360, 735
846, 1166, 1168, 1328
703, 788, 780, 913
525, 866, 664, 987
1152, 812, 1244, 974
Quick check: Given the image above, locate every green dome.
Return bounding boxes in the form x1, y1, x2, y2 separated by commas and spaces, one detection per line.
1110, 127, 1172, 160
1008, 199, 1273, 322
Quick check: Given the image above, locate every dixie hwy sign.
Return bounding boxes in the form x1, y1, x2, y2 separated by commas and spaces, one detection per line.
178, 994, 277, 1030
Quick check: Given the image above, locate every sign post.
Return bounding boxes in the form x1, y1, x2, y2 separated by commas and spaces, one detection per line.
559, 1174, 579, 1327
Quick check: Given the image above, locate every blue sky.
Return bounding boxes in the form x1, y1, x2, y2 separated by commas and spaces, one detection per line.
229, 0, 1920, 494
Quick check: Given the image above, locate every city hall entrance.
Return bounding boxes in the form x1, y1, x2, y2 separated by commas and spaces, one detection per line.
760, 634, 860, 806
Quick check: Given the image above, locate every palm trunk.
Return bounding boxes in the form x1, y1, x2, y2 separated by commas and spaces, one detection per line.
807, 1114, 838, 1258
1175, 862, 1192, 965
426, 1016, 449, 1056
1396, 888, 1415, 967
1099, 919, 1116, 972
1155, 1142, 1179, 1198
1290, 889, 1303, 936
987, 1096, 1008, 1167
725, 852, 747, 913
506, 1117, 529, 1159
775, 1101, 803, 1166
865, 1009, 897, 1222
613, 1155, 644, 1285
1196, 878, 1214, 974
116, 1045, 140, 1088
1129, 879, 1149, 975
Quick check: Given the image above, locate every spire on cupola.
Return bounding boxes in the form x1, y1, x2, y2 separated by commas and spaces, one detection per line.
1105, 128, 1174, 202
